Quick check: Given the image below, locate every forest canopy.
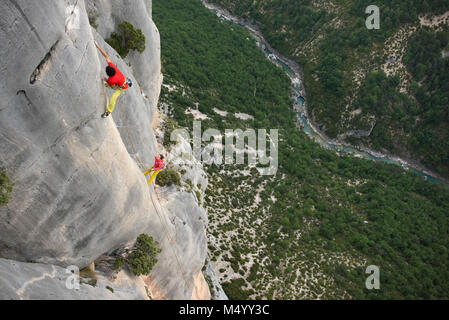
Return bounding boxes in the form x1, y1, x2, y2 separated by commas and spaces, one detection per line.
209, 0, 449, 178
154, 0, 449, 299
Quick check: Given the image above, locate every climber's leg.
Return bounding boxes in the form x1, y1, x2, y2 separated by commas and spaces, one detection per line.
144, 167, 154, 176
106, 88, 123, 114
147, 170, 161, 185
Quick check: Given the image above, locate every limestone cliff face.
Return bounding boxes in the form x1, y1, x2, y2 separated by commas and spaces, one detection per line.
0, 258, 148, 300
87, 0, 162, 110
0, 0, 209, 300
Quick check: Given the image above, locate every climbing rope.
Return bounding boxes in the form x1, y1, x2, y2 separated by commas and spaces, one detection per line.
117, 96, 191, 289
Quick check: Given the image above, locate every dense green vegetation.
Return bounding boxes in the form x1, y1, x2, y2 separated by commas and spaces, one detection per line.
155, 169, 181, 187
209, 0, 449, 177
156, 1, 291, 130
112, 256, 125, 270
154, 0, 449, 299
106, 21, 146, 58
351, 71, 414, 152
221, 278, 254, 300
127, 234, 161, 276
404, 29, 449, 175
113, 234, 161, 276
0, 170, 13, 206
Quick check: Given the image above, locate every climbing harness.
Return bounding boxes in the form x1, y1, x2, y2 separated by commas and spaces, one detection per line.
146, 169, 162, 185
144, 163, 166, 185
119, 78, 129, 90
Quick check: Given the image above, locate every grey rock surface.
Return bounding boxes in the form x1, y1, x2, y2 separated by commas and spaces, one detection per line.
0, 0, 210, 299
167, 130, 209, 203
0, 258, 147, 300
146, 185, 209, 299
0, 0, 155, 267
204, 255, 228, 300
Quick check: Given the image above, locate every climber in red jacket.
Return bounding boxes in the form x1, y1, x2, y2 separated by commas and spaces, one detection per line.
144, 154, 165, 185
95, 41, 132, 118
153, 154, 165, 171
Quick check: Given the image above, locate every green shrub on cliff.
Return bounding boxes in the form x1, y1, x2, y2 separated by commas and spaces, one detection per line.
112, 256, 125, 270
0, 170, 13, 206
106, 21, 146, 58
87, 9, 100, 29
127, 234, 161, 276
155, 169, 181, 187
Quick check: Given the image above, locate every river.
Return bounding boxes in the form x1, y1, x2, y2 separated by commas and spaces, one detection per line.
201, 0, 449, 187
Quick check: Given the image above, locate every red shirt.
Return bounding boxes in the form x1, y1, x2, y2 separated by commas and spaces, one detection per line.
107, 62, 128, 89
154, 156, 164, 170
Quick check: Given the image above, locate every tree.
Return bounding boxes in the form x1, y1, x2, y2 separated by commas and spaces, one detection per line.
127, 234, 161, 276
106, 21, 146, 58
155, 169, 181, 187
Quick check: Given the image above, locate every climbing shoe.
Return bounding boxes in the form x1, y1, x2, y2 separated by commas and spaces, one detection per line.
101, 111, 111, 118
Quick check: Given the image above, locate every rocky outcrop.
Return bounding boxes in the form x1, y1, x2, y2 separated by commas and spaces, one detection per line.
204, 256, 228, 300
0, 258, 148, 300
191, 272, 211, 300
0, 0, 210, 300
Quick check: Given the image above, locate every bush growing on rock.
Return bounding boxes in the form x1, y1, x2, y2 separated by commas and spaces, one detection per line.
127, 234, 161, 276
87, 9, 100, 29
0, 170, 13, 206
112, 256, 125, 270
106, 21, 146, 58
155, 169, 181, 187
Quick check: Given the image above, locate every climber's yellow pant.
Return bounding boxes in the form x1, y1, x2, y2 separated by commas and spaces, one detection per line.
144, 167, 162, 185
106, 88, 124, 113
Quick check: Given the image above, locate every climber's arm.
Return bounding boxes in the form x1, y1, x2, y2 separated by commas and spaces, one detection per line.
95, 41, 112, 64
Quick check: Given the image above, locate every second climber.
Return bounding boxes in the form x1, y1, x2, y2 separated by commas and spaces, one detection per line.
144, 154, 165, 185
